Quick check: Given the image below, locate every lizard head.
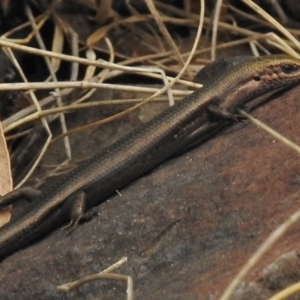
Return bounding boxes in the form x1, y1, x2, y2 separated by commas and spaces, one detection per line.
252, 55, 300, 84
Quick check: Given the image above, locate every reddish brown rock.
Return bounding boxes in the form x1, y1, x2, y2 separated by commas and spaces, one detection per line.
1, 86, 300, 299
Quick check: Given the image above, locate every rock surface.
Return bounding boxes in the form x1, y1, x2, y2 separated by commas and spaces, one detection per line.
1, 86, 300, 299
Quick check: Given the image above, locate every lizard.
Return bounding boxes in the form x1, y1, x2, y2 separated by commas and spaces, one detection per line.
0, 54, 299, 260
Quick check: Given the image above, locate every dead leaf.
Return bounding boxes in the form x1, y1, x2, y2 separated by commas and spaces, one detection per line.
0, 119, 12, 227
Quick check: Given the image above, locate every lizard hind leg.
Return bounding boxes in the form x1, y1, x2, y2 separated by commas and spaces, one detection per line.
62, 190, 86, 233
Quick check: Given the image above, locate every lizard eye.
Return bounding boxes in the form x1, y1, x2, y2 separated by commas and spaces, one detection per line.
281, 64, 298, 74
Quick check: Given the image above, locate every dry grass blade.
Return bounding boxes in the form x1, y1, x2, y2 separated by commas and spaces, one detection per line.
243, 0, 300, 52
211, 0, 223, 60
76, 38, 114, 104
268, 281, 300, 300
145, 0, 190, 77
57, 257, 133, 300
51, 19, 64, 71
53, 13, 79, 81
1, 12, 50, 44
84, 48, 97, 80
24, 4, 71, 170
3, 44, 53, 188
240, 110, 300, 154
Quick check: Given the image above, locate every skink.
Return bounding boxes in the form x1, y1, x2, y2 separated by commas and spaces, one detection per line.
0, 54, 300, 260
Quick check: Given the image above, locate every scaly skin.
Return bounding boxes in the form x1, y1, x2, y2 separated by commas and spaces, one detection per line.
0, 55, 300, 260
